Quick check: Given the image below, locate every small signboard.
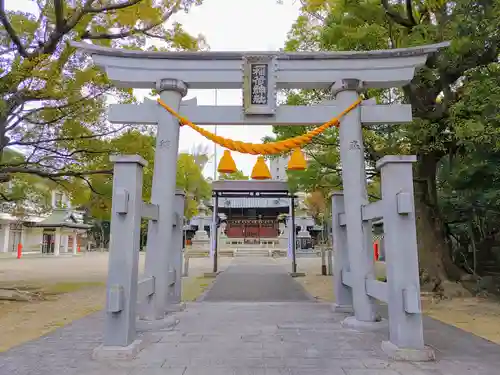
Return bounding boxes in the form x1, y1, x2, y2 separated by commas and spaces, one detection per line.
242, 55, 276, 115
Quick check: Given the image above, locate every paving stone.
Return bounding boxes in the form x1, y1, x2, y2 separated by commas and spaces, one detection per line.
343, 370, 401, 375
289, 370, 347, 375
361, 358, 391, 369
73, 369, 131, 375
128, 367, 187, 375
201, 261, 311, 302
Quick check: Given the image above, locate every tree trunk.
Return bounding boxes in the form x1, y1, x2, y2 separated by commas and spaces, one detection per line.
413, 153, 464, 293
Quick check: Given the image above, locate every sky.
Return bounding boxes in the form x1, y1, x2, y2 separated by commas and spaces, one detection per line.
6, 0, 301, 178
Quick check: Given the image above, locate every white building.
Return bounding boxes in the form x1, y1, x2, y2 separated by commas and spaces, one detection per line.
0, 190, 90, 256
270, 156, 289, 181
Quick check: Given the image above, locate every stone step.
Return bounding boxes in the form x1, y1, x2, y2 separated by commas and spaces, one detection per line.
234, 249, 271, 257
235, 253, 270, 257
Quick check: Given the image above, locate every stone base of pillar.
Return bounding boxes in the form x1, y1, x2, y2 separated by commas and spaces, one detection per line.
136, 315, 178, 332
331, 303, 354, 314
341, 316, 388, 331
381, 341, 435, 362
92, 339, 146, 361
165, 302, 186, 313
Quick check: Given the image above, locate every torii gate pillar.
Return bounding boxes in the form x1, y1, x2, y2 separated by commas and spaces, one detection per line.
333, 79, 378, 322
142, 79, 187, 320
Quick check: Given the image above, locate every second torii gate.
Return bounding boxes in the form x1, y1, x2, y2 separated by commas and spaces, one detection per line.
74, 41, 448, 361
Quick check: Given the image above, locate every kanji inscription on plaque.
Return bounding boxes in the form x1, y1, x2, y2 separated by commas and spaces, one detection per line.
250, 64, 268, 105
242, 55, 276, 115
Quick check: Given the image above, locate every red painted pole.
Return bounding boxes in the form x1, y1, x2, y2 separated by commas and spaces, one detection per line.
17, 243, 22, 259
373, 242, 379, 261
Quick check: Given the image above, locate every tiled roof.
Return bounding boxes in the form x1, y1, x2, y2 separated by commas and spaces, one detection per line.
30, 209, 91, 229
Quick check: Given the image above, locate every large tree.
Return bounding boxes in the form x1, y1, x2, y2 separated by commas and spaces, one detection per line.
437, 63, 500, 277
277, 0, 500, 293
0, 0, 205, 200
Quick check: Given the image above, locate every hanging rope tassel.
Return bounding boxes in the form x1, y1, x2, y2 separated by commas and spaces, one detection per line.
251, 156, 272, 180
218, 150, 237, 174
288, 148, 307, 171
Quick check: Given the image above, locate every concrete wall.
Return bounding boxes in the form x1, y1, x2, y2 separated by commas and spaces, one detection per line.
0, 222, 9, 252
23, 227, 43, 252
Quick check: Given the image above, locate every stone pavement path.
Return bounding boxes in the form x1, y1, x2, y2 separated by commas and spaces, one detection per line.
1, 257, 500, 375
202, 257, 311, 302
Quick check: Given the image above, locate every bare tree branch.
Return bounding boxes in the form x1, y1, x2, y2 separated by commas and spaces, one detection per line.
53, 0, 65, 32
31, 144, 110, 159
299, 0, 325, 22
143, 30, 172, 40
28, 0, 93, 57
83, 19, 164, 40
9, 124, 130, 147
0, 0, 28, 57
81, 175, 107, 195
381, 0, 415, 29
84, 0, 142, 13
82, 0, 181, 40
405, 0, 416, 26
6, 86, 111, 132
1, 166, 112, 179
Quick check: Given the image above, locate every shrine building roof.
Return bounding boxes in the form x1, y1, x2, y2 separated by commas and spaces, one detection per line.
211, 180, 290, 195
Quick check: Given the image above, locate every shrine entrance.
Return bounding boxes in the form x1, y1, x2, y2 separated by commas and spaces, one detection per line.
215, 195, 288, 244
74, 41, 449, 362
210, 179, 298, 274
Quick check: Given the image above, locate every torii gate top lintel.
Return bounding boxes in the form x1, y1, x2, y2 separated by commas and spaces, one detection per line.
72, 41, 449, 61
71, 41, 450, 91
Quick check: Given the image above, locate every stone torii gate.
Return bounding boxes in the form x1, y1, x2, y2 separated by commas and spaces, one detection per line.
73, 41, 448, 361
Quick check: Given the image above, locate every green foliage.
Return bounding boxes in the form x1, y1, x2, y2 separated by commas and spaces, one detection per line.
437, 63, 500, 270
176, 153, 212, 219
68, 131, 211, 221
218, 169, 249, 180
304, 191, 327, 223
0, 0, 205, 210
0, 148, 53, 216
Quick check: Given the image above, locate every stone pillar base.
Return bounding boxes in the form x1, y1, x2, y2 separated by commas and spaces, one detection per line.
92, 339, 146, 361
331, 303, 353, 314
166, 302, 186, 313
381, 341, 435, 362
136, 315, 178, 332
341, 316, 388, 331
